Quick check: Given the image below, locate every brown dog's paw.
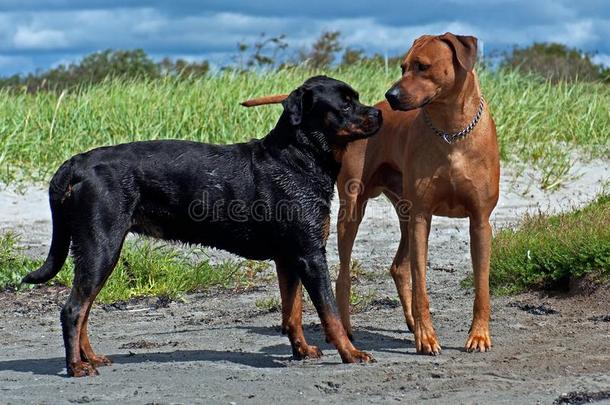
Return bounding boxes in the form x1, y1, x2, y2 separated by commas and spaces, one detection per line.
465, 327, 492, 353
294, 345, 323, 360
68, 361, 99, 377
414, 322, 441, 355
87, 354, 113, 367
341, 349, 376, 364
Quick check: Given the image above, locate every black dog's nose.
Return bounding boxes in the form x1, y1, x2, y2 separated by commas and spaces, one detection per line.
369, 108, 381, 120
385, 87, 401, 105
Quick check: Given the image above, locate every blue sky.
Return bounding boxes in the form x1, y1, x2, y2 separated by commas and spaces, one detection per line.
0, 0, 609, 75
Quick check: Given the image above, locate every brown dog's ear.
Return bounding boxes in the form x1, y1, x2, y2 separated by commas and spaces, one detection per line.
439, 32, 478, 72
282, 87, 312, 126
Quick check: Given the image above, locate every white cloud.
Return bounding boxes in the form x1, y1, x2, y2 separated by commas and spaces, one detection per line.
592, 53, 610, 67
13, 26, 68, 49
0, 3, 609, 75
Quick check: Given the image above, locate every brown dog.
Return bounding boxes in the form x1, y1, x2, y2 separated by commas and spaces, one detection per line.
241, 32, 500, 355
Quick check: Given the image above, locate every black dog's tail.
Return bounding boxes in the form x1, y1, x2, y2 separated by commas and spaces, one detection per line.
22, 160, 74, 284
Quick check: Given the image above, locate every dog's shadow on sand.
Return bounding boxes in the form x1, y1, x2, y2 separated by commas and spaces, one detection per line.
0, 325, 461, 377
0, 349, 284, 377
230, 324, 462, 360
242, 324, 417, 357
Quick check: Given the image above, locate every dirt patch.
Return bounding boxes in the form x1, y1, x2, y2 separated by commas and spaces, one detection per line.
1, 162, 609, 403
588, 315, 610, 323
508, 301, 559, 315
0, 285, 68, 317
119, 340, 180, 350
554, 390, 610, 404
369, 297, 401, 310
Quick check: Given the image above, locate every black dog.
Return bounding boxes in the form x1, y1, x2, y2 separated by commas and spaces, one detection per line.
22, 76, 381, 377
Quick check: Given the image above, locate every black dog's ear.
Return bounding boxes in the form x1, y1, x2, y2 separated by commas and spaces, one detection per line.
440, 32, 478, 72
282, 87, 313, 126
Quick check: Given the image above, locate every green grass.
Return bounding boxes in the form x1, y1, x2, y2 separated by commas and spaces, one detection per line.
254, 296, 281, 313
0, 231, 272, 303
485, 194, 610, 294
0, 65, 608, 186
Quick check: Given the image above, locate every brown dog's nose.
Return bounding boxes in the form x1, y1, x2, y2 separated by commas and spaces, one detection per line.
385, 87, 401, 107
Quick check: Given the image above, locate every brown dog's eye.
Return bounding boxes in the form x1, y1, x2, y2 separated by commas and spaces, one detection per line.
416, 62, 430, 72
400, 65, 406, 75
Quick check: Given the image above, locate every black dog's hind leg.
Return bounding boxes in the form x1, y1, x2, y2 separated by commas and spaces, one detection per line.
275, 260, 322, 360
291, 253, 375, 363
78, 238, 126, 368
61, 209, 129, 377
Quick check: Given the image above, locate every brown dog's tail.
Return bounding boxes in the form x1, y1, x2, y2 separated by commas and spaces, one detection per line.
240, 93, 289, 107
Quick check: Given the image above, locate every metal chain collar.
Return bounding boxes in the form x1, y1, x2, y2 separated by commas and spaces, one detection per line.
422, 96, 485, 144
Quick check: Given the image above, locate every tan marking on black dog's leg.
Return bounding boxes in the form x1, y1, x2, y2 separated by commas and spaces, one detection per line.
297, 254, 374, 363
64, 232, 125, 377
320, 310, 375, 363
61, 291, 99, 377
79, 296, 112, 367
276, 261, 322, 360
78, 245, 124, 368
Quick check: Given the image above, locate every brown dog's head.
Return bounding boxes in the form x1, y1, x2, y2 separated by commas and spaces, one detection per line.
385, 32, 478, 111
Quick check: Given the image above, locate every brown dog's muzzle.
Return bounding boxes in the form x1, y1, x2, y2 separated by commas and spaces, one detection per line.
385, 85, 424, 111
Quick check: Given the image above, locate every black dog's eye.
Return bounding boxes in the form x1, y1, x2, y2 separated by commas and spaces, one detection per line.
342, 103, 351, 112
415, 62, 430, 72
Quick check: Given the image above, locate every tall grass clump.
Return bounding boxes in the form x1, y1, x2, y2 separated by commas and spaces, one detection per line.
0, 233, 268, 303
487, 194, 610, 294
0, 65, 608, 186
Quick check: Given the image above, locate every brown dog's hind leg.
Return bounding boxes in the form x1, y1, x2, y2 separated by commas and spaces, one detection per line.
336, 195, 365, 340
465, 216, 493, 352
276, 261, 322, 360
387, 203, 415, 333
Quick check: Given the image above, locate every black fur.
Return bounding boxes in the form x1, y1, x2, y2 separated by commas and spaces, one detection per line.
22, 75, 382, 375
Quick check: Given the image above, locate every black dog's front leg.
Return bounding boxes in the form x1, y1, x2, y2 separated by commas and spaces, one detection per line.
275, 260, 323, 360
292, 253, 375, 363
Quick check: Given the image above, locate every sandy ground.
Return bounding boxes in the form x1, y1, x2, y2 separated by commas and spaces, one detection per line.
0, 160, 609, 404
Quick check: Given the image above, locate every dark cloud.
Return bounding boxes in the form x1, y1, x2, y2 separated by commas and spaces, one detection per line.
0, 1, 608, 75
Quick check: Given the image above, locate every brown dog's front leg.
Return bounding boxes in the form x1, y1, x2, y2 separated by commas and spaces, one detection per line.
295, 254, 374, 363
336, 196, 365, 340
409, 211, 441, 355
275, 261, 322, 360
465, 217, 492, 352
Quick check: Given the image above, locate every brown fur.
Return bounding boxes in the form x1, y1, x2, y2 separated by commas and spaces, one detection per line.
384, 32, 500, 354
240, 32, 500, 354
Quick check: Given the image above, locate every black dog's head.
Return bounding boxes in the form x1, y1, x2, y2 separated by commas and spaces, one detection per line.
281, 76, 382, 145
